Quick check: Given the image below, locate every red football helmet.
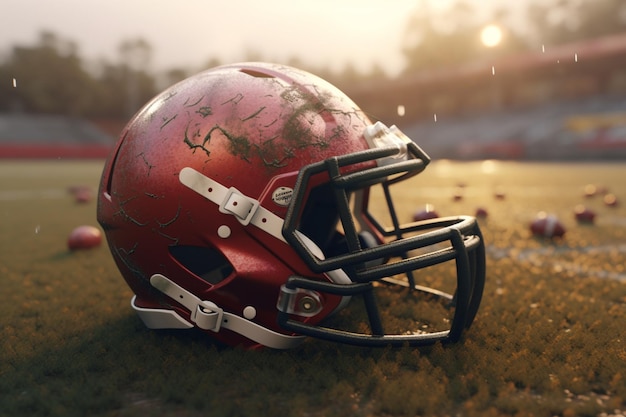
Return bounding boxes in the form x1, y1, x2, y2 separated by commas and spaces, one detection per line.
97, 62, 485, 349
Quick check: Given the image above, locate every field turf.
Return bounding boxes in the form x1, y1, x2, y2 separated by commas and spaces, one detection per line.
1, 159, 625, 417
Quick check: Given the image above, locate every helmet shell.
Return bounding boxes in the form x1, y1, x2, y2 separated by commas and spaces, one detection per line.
97, 62, 374, 347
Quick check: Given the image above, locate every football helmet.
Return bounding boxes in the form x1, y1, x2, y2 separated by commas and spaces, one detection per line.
97, 62, 485, 349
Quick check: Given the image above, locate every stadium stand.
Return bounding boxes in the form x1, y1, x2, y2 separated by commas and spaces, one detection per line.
0, 114, 115, 158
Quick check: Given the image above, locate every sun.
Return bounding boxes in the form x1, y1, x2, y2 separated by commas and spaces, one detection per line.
480, 24, 502, 48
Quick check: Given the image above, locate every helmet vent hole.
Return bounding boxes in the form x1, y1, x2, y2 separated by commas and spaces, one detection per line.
169, 245, 234, 285
239, 69, 275, 78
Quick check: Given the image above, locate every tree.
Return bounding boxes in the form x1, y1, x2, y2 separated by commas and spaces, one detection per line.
401, 1, 531, 73
161, 68, 189, 89
527, 0, 626, 45
118, 38, 154, 117
0, 31, 95, 115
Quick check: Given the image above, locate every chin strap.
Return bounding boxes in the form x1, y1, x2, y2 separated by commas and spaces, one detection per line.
178, 167, 286, 242
133, 274, 305, 349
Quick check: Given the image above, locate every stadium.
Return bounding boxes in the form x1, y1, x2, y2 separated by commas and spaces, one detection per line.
1, 2, 625, 416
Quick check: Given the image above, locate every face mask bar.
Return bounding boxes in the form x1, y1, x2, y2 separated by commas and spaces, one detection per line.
278, 221, 484, 346
280, 137, 486, 347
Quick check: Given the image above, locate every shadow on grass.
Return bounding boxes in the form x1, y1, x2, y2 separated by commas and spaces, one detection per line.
1, 313, 406, 417
3, 282, 626, 417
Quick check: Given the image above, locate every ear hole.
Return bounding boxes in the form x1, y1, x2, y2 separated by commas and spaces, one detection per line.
168, 245, 234, 285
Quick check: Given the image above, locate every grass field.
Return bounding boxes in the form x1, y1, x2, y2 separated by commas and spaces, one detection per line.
1, 159, 625, 417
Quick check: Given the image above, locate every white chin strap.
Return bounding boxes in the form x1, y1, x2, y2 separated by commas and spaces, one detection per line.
178, 166, 351, 286
179, 167, 286, 242
133, 167, 353, 347
132, 274, 305, 350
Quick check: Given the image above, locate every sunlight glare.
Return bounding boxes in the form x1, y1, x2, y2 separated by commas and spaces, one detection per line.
481, 24, 502, 48
434, 159, 453, 177
481, 160, 498, 174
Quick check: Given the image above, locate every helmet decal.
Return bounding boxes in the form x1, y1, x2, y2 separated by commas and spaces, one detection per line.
271, 186, 293, 207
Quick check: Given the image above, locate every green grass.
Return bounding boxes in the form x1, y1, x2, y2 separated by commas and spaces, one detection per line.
1, 159, 625, 417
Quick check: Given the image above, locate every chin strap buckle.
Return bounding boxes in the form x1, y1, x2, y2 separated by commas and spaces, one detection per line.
150, 274, 223, 332
219, 187, 260, 226
192, 301, 224, 332
178, 167, 286, 242
147, 273, 307, 349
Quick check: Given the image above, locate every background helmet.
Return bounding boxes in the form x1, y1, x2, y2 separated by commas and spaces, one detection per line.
97, 62, 486, 349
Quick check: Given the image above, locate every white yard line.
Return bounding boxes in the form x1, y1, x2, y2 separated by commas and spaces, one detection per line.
487, 244, 626, 281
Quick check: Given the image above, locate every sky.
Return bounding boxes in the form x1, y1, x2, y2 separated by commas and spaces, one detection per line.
0, 0, 515, 77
